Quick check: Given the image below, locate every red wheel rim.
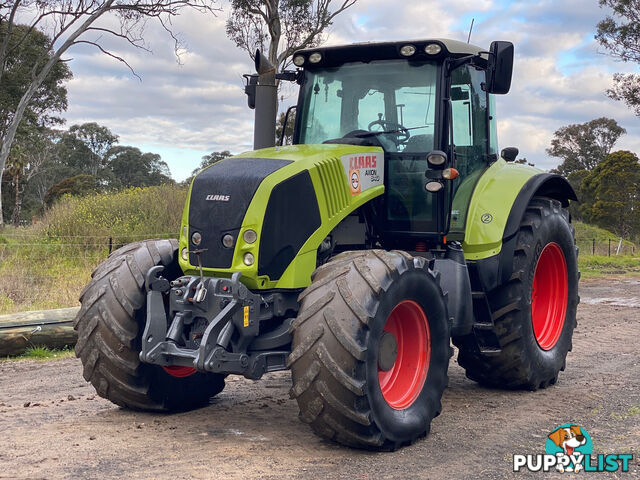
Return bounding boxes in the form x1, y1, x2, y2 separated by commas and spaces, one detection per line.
531, 242, 568, 350
378, 300, 430, 410
163, 366, 197, 378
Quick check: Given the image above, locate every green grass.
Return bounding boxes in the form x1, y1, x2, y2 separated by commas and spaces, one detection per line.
1, 346, 75, 362
578, 254, 640, 277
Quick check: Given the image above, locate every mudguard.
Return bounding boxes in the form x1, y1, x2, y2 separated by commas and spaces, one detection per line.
462, 158, 577, 292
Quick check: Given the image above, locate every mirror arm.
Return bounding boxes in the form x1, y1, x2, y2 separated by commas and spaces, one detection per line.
445, 52, 490, 75
276, 69, 303, 83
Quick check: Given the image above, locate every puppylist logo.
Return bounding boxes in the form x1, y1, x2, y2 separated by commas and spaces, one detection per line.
513, 424, 634, 473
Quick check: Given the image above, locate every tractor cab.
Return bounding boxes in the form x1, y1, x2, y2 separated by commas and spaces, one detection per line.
290, 39, 513, 247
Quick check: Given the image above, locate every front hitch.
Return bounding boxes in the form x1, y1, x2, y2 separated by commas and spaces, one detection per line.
139, 269, 292, 379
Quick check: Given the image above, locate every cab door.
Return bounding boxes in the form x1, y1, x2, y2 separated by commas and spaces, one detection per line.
448, 64, 498, 240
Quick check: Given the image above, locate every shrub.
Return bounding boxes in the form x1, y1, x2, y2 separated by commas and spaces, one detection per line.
40, 184, 187, 244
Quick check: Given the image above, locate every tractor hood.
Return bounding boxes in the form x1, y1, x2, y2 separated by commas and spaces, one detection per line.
180, 144, 384, 290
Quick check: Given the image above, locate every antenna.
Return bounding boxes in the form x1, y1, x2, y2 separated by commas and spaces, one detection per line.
467, 18, 475, 44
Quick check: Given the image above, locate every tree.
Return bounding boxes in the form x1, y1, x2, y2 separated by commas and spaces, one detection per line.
580, 151, 640, 238
183, 150, 231, 185
566, 169, 590, 221
43, 173, 99, 207
0, 23, 71, 139
0, 23, 71, 222
596, 0, 640, 116
546, 117, 626, 176
66, 123, 118, 176
0, 0, 219, 225
226, 0, 356, 71
5, 126, 56, 224
104, 146, 172, 189
190, 150, 231, 177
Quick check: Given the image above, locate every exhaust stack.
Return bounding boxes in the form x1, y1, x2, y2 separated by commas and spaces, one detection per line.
252, 50, 277, 150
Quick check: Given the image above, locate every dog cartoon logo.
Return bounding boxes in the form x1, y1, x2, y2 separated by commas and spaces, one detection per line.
546, 425, 592, 473
514, 424, 632, 473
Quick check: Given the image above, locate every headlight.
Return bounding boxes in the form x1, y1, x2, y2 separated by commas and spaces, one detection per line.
191, 232, 202, 245
309, 52, 322, 63
427, 151, 447, 166
425, 181, 444, 193
400, 45, 416, 57
243, 252, 255, 266
425, 43, 442, 55
181, 248, 189, 261
293, 55, 305, 67
222, 234, 235, 248
243, 229, 257, 244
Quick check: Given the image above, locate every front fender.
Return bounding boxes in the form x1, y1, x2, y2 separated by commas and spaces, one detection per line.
462, 158, 577, 291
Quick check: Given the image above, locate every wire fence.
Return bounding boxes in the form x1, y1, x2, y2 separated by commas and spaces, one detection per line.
0, 233, 178, 315
576, 238, 637, 257
0, 231, 637, 315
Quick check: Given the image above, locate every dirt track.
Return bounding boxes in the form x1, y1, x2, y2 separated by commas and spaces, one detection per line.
1, 277, 639, 479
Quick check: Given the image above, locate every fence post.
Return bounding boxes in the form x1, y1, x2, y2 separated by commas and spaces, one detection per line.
608, 239, 611, 257
108, 236, 113, 255
592, 238, 595, 255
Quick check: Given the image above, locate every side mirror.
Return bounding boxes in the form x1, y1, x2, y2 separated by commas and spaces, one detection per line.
486, 41, 514, 95
501, 147, 519, 162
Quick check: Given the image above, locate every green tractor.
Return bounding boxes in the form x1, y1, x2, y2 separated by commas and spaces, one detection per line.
74, 38, 579, 449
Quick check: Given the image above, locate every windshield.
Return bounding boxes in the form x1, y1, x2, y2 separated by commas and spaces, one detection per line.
298, 60, 438, 153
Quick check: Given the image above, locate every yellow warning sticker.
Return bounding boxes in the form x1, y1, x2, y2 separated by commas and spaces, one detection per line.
243, 306, 249, 327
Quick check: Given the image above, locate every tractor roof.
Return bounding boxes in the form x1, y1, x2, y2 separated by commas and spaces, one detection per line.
294, 39, 485, 68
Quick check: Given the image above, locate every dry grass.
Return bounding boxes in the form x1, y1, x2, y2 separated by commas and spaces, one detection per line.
0, 185, 184, 315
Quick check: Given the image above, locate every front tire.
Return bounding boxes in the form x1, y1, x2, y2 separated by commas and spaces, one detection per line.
289, 250, 450, 449
454, 197, 579, 390
74, 239, 225, 411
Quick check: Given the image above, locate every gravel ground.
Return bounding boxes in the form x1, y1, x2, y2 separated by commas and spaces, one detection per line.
1, 276, 639, 479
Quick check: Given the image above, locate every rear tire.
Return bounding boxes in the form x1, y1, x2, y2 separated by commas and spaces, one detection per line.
289, 250, 450, 450
454, 197, 579, 390
74, 239, 225, 411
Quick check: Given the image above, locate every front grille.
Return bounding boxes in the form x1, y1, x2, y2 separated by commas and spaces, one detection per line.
315, 157, 350, 219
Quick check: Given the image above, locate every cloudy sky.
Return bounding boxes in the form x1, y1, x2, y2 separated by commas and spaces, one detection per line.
59, 0, 640, 181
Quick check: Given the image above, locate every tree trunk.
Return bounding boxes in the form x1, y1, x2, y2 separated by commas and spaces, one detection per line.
11, 174, 22, 226
0, 307, 79, 356
0, 80, 45, 226
0, 179, 3, 226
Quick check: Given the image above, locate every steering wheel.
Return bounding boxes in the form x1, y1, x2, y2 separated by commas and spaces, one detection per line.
367, 119, 411, 146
